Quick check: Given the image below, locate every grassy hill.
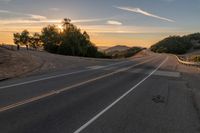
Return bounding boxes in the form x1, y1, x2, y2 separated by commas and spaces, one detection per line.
150, 33, 200, 54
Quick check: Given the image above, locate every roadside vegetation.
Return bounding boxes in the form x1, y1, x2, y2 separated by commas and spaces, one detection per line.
188, 55, 200, 62
150, 33, 200, 54
13, 18, 108, 58
191, 56, 200, 62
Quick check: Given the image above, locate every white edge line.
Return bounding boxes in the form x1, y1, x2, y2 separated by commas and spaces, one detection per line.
0, 57, 147, 90
0, 70, 89, 90
73, 56, 168, 133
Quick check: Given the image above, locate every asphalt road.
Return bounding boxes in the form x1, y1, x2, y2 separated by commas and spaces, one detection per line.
0, 53, 200, 133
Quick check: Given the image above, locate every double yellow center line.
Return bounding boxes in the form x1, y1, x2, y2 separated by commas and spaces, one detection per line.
0, 56, 160, 113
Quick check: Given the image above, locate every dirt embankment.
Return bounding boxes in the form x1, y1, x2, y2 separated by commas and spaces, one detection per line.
0, 48, 41, 80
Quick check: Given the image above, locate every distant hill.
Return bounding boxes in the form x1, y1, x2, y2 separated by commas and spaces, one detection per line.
150, 33, 200, 54
105, 45, 130, 53
105, 46, 144, 58
98, 46, 109, 52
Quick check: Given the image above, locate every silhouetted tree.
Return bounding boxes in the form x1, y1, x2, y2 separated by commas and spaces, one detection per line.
62, 18, 71, 31
13, 33, 21, 50
29, 33, 42, 50
41, 25, 60, 53
16, 18, 107, 58
20, 30, 30, 50
83, 31, 90, 41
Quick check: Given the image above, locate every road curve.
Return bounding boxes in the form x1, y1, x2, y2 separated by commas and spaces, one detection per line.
0, 53, 200, 133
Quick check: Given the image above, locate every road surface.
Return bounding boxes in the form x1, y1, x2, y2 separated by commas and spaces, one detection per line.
0, 53, 200, 133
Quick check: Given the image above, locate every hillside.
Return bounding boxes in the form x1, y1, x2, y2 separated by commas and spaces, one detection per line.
98, 46, 109, 52
0, 47, 41, 80
105, 45, 130, 53
106, 46, 144, 58
150, 33, 200, 54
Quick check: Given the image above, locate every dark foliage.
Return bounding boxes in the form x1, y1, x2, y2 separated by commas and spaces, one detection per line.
41, 25, 60, 53
56, 18, 106, 58
150, 33, 200, 54
13, 18, 107, 58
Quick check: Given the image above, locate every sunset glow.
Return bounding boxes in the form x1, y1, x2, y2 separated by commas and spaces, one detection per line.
0, 0, 200, 47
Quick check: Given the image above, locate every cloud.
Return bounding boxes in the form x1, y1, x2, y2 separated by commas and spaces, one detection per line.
0, 10, 10, 13
0, 18, 108, 25
115, 6, 175, 22
29, 14, 47, 20
0, 9, 108, 24
107, 20, 122, 25
72, 18, 107, 23
49, 8, 60, 11
0, 9, 47, 21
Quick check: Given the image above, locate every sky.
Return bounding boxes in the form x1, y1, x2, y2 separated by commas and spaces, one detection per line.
0, 0, 200, 47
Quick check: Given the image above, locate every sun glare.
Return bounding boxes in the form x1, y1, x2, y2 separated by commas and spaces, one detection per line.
57, 25, 63, 32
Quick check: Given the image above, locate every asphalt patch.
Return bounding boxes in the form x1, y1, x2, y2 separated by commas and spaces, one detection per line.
152, 95, 165, 103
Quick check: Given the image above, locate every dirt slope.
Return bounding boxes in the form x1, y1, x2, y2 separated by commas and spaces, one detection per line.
0, 48, 41, 80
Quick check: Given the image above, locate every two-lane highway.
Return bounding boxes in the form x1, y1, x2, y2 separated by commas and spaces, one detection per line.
0, 53, 199, 133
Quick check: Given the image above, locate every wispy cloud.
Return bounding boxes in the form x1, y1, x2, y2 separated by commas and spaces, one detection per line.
0, 9, 47, 21
0, 10, 10, 13
0, 18, 110, 26
49, 8, 60, 11
0, 9, 110, 24
115, 6, 175, 22
72, 18, 107, 23
107, 20, 122, 25
29, 14, 47, 20
0, 9, 124, 27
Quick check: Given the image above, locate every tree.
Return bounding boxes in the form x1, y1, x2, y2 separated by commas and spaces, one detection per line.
16, 18, 107, 58
83, 31, 90, 41
29, 33, 42, 50
41, 25, 60, 53
59, 18, 82, 56
62, 18, 71, 30
58, 19, 105, 57
20, 30, 30, 50
13, 33, 21, 50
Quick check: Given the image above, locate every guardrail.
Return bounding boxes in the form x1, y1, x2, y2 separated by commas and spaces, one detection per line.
175, 55, 200, 67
